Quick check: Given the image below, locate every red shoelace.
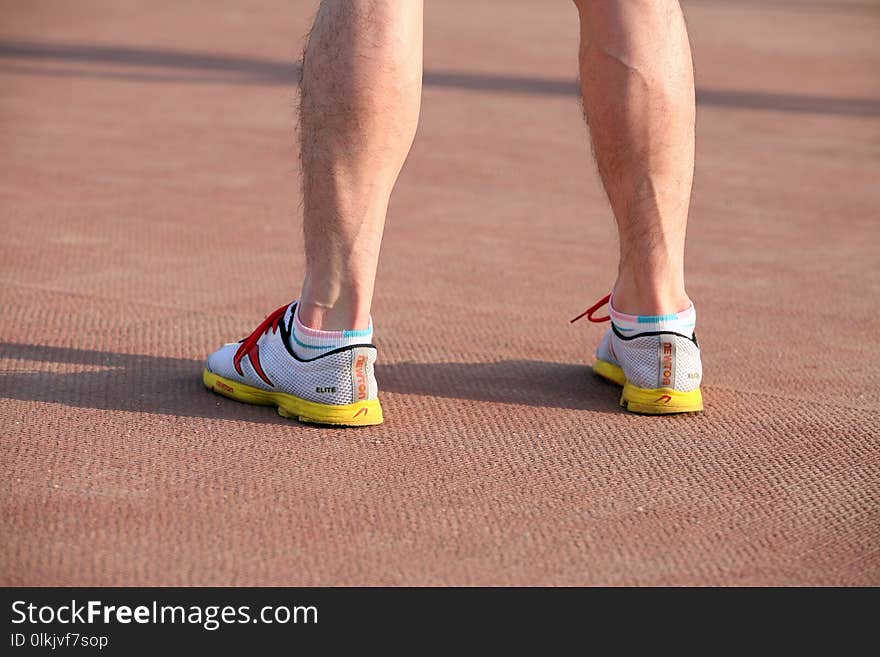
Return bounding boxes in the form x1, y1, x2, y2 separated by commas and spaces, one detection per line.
570, 293, 611, 324
232, 303, 289, 383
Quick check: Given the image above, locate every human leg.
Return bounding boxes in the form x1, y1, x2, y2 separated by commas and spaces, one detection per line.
574, 0, 694, 315
572, 0, 703, 413
204, 1, 424, 425
298, 0, 424, 331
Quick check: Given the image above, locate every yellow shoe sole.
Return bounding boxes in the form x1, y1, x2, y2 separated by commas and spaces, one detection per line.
203, 368, 383, 426
592, 359, 703, 415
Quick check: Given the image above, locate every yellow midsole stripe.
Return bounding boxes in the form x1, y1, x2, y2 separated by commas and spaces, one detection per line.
203, 369, 383, 425
593, 359, 702, 413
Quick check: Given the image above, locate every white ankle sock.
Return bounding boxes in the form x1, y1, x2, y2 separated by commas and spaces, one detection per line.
609, 297, 696, 339
291, 303, 373, 359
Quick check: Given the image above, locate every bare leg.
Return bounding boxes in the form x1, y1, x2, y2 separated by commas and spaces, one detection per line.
574, 0, 695, 315
297, 0, 423, 330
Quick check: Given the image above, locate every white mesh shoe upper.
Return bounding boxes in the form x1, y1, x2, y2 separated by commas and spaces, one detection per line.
596, 330, 615, 364
597, 328, 702, 392
206, 305, 378, 406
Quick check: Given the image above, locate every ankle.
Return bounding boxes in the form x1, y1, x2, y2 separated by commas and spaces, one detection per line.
611, 279, 691, 316
296, 298, 371, 332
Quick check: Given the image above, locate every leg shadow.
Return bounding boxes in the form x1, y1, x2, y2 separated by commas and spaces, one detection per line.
0, 342, 622, 423
380, 359, 622, 412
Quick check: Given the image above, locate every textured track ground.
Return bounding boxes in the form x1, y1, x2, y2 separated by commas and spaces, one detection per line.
1, 0, 878, 585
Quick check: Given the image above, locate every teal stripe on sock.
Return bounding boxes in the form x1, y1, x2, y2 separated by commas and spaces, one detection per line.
342, 327, 372, 338
614, 320, 694, 334
638, 313, 679, 322
292, 333, 334, 350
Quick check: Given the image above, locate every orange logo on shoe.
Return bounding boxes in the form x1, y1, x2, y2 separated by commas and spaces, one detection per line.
655, 394, 673, 404
355, 355, 368, 400
660, 341, 673, 386
215, 380, 234, 393
353, 407, 368, 418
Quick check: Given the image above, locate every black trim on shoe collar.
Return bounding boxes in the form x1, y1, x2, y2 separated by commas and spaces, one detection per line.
611, 324, 699, 346
279, 302, 377, 362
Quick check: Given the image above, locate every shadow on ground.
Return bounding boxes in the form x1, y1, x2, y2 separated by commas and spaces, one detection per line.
1, 40, 878, 118
0, 342, 623, 424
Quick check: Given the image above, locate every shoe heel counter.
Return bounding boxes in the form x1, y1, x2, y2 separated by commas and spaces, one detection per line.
611, 334, 656, 390
350, 347, 378, 403
612, 333, 702, 392
658, 335, 702, 392
673, 335, 702, 392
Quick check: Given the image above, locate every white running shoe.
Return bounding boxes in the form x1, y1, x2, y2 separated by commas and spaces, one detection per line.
573, 294, 703, 414
204, 301, 383, 426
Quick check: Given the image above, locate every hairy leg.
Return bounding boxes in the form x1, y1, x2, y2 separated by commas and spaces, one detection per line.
297, 0, 423, 330
574, 0, 695, 315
